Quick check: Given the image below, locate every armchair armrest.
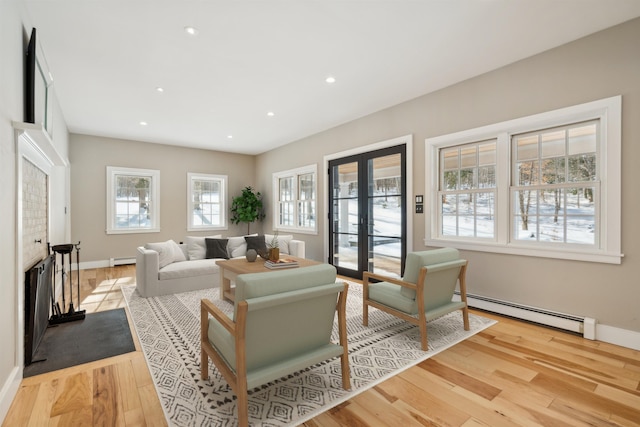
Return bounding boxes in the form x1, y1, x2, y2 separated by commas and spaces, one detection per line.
363, 271, 417, 291
201, 299, 235, 336
136, 246, 160, 297
289, 239, 306, 258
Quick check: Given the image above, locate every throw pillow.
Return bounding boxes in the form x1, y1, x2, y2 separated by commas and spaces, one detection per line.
205, 238, 229, 259
265, 234, 293, 255
227, 234, 257, 258
186, 235, 222, 260
145, 240, 185, 269
171, 240, 187, 263
244, 235, 267, 255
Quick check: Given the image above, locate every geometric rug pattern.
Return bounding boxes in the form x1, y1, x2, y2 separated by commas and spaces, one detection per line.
122, 283, 495, 426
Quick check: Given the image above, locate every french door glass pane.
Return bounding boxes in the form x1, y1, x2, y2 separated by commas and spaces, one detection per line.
369, 153, 402, 277
332, 162, 358, 271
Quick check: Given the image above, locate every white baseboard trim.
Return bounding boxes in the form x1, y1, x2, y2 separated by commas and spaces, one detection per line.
596, 324, 640, 351
456, 293, 640, 351
76, 259, 133, 270
0, 366, 21, 424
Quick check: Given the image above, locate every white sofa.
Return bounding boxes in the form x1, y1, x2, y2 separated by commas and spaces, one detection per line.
135, 234, 306, 297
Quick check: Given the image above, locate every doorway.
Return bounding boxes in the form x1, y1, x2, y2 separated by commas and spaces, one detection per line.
328, 144, 407, 279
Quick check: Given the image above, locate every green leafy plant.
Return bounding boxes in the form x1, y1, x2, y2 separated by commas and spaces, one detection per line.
230, 186, 265, 234
268, 231, 279, 249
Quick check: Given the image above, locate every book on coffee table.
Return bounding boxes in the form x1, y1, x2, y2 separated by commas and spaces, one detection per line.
265, 258, 299, 269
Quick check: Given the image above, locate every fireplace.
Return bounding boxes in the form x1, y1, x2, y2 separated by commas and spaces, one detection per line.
24, 254, 54, 366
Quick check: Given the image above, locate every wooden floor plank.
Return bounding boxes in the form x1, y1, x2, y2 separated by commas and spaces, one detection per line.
350, 387, 425, 426
50, 371, 92, 417
1, 383, 39, 426
377, 374, 470, 425
92, 365, 123, 427
26, 379, 57, 427
115, 359, 143, 414
418, 358, 502, 401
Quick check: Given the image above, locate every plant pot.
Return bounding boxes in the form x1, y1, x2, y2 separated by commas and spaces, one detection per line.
268, 247, 279, 262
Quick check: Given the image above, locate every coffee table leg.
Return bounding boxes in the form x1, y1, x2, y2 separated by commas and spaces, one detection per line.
220, 268, 228, 300
220, 267, 235, 303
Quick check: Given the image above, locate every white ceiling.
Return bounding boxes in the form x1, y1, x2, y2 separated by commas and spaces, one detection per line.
24, 0, 640, 155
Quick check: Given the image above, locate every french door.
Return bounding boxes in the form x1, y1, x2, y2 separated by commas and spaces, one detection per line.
329, 144, 406, 279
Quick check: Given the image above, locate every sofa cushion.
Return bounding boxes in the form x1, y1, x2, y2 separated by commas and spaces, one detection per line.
145, 240, 185, 268
186, 235, 222, 260
265, 234, 293, 255
205, 238, 229, 259
158, 259, 220, 280
369, 281, 418, 314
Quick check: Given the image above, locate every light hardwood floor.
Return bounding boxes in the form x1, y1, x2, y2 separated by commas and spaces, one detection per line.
4, 266, 640, 426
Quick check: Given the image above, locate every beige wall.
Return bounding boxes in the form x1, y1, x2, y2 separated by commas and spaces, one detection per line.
256, 18, 640, 334
69, 134, 256, 262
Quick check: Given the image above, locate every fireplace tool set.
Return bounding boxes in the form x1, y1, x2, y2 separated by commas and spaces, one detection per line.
50, 241, 85, 324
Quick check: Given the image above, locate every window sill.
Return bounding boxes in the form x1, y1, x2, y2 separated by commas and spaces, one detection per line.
424, 238, 623, 264
187, 226, 228, 232
106, 228, 161, 235
275, 227, 318, 236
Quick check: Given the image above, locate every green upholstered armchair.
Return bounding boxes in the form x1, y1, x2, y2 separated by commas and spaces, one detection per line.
200, 264, 350, 427
363, 248, 469, 351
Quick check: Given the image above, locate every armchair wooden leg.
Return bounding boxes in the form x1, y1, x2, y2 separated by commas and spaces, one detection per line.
201, 348, 208, 380
340, 353, 351, 390
462, 306, 470, 331
237, 392, 249, 427
363, 303, 369, 326
337, 284, 351, 390
363, 276, 369, 326
419, 321, 428, 351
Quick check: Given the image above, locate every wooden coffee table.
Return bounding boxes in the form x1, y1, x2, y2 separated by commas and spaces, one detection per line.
217, 256, 320, 303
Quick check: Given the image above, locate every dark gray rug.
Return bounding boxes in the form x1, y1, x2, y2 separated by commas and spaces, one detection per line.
24, 308, 136, 377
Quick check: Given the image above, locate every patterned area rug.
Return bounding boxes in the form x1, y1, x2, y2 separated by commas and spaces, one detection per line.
122, 283, 496, 426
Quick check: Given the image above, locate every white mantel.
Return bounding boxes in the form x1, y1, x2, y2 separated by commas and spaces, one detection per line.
13, 121, 66, 169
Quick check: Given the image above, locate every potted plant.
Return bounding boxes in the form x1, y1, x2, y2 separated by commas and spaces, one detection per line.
230, 186, 265, 234
267, 231, 279, 261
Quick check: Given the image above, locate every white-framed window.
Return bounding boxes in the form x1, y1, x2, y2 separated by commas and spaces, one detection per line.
272, 164, 317, 234
187, 173, 227, 231
106, 166, 160, 234
425, 96, 622, 264
511, 121, 598, 245
439, 139, 497, 239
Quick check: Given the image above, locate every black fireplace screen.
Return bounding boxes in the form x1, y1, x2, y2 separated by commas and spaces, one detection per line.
24, 254, 54, 365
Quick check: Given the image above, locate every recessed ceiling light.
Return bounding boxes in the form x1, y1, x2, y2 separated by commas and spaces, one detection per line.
139, 121, 148, 126
156, 87, 164, 93
325, 76, 336, 84
267, 111, 275, 117
184, 26, 198, 36
227, 135, 233, 139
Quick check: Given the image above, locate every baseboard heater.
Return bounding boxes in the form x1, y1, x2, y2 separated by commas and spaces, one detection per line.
109, 257, 136, 267
455, 291, 596, 339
